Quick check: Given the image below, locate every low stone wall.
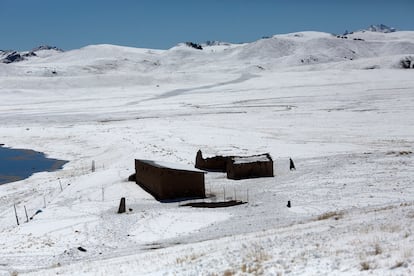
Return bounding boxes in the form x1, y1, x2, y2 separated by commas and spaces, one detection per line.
226, 154, 274, 180
195, 150, 229, 172
135, 159, 205, 201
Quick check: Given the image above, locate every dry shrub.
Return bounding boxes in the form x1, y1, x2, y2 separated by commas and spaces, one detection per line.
406, 211, 414, 219
374, 243, 382, 255
223, 269, 235, 276
239, 243, 270, 274
175, 253, 201, 264
316, 211, 343, 221
360, 261, 371, 271
379, 223, 401, 233
390, 261, 405, 269
245, 244, 270, 263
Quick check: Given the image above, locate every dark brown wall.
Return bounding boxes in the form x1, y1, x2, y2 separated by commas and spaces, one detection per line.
195, 150, 229, 172
160, 170, 205, 200
195, 150, 274, 180
226, 156, 274, 180
135, 160, 205, 201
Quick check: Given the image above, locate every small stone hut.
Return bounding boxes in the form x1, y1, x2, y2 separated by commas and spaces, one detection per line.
195, 150, 274, 180
135, 159, 205, 201
226, 153, 274, 180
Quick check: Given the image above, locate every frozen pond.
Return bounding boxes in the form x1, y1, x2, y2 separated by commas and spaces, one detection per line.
0, 145, 67, 184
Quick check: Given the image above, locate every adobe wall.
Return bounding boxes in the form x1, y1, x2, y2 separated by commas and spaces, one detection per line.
135, 159, 205, 201
195, 150, 229, 172
135, 160, 164, 199
226, 156, 274, 180
160, 169, 205, 200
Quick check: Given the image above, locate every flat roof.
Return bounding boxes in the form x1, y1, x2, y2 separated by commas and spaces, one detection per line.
136, 159, 206, 173
232, 154, 271, 164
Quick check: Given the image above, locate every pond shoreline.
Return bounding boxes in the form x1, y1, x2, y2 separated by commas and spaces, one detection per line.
0, 146, 68, 185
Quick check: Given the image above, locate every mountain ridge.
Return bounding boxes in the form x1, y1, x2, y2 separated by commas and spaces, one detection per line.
1, 29, 413, 71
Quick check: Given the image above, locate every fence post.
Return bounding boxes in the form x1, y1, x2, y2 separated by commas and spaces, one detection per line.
24, 206, 29, 222
92, 160, 95, 172
59, 179, 63, 191
118, 197, 126, 214
13, 204, 19, 226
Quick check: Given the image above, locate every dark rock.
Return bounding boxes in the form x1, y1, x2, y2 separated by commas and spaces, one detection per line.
31, 45, 63, 52
289, 158, 296, 171
23, 51, 37, 57
185, 42, 203, 50
367, 24, 396, 33
1, 51, 24, 63
77, 247, 87, 252
118, 197, 126, 213
400, 56, 414, 69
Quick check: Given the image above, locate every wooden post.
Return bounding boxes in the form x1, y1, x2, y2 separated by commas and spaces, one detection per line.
13, 204, 19, 226
59, 180, 63, 191
118, 197, 126, 214
289, 158, 296, 171
92, 160, 95, 172
24, 206, 29, 222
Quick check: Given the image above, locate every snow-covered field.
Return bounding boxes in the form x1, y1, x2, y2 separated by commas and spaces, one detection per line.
0, 30, 413, 275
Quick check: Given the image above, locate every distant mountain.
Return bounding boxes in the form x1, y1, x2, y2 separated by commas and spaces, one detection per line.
203, 40, 231, 46
0, 50, 25, 64
1, 30, 414, 70
0, 45, 63, 64
31, 45, 63, 52
366, 24, 396, 33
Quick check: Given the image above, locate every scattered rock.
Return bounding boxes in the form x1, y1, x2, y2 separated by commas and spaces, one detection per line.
31, 45, 63, 52
77, 246, 87, 252
400, 56, 414, 69
1, 51, 24, 63
118, 197, 126, 213
185, 42, 203, 50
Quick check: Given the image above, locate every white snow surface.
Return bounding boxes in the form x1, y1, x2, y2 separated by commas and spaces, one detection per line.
137, 159, 205, 173
0, 30, 413, 275
232, 155, 271, 164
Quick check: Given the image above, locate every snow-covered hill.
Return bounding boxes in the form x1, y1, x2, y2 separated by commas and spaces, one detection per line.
0, 30, 413, 275
0, 45, 62, 64
2, 29, 414, 72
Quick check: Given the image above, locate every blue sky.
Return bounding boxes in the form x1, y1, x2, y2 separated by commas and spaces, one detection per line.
2, 0, 413, 51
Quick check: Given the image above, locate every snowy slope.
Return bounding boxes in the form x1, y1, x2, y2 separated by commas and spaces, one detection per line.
0, 30, 413, 275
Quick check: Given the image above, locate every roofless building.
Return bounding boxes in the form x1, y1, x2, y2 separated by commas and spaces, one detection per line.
135, 159, 205, 201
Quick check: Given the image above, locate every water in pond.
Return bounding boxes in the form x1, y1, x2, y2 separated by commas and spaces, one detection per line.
0, 145, 68, 185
